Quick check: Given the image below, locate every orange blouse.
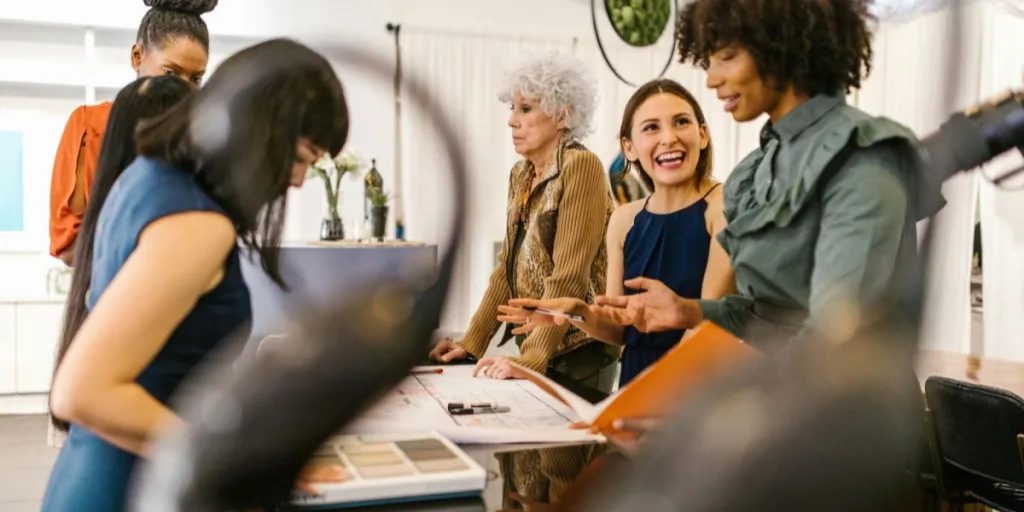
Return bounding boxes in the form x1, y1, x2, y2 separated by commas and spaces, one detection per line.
48, 102, 112, 258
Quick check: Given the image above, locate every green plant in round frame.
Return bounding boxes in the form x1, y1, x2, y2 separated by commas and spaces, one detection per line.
606, 0, 672, 47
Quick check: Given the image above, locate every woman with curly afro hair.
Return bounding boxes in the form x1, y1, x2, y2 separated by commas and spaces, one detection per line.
586, 0, 944, 354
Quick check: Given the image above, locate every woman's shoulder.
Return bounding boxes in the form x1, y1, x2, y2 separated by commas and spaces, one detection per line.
82, 101, 113, 119
87, 102, 113, 129
111, 158, 226, 218
609, 199, 645, 240
561, 143, 602, 169
821, 104, 917, 150
614, 198, 646, 218
74, 102, 113, 131
702, 181, 724, 206
559, 144, 607, 189
57, 102, 112, 140
702, 181, 726, 227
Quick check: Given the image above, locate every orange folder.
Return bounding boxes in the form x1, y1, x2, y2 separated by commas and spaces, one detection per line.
511, 321, 760, 435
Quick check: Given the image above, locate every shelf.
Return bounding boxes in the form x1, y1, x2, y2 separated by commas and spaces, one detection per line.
0, 80, 85, 100
0, 81, 123, 102
0, 18, 264, 55
0, 17, 278, 102
0, 295, 66, 304
0, 19, 84, 46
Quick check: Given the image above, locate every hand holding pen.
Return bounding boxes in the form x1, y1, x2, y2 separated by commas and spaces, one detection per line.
496, 298, 590, 336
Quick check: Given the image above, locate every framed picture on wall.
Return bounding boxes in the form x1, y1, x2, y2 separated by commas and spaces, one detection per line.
0, 96, 77, 255
0, 130, 24, 232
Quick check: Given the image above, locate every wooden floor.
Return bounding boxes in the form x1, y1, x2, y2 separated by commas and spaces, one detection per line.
0, 414, 57, 511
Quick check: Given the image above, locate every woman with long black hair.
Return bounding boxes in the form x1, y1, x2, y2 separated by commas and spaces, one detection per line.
50, 75, 193, 436
43, 39, 350, 511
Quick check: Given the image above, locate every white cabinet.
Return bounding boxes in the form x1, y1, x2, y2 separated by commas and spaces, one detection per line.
13, 302, 64, 393
0, 299, 64, 413
0, 305, 16, 394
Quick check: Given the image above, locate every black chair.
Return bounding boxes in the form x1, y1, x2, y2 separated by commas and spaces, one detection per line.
911, 412, 947, 512
925, 376, 1024, 511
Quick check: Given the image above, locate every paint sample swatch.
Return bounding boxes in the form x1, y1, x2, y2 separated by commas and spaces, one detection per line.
396, 438, 469, 473
292, 432, 485, 509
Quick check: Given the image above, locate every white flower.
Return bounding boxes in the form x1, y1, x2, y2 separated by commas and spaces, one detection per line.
334, 147, 363, 173
313, 153, 334, 173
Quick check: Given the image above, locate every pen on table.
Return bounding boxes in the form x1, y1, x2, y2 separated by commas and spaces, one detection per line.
521, 306, 585, 323
450, 406, 511, 415
412, 368, 444, 375
447, 402, 499, 412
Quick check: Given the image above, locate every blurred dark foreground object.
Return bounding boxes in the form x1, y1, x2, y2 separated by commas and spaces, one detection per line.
127, 38, 467, 512
128, 276, 453, 512
574, 329, 923, 512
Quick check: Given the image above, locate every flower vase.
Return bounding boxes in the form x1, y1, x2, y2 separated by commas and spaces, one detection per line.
371, 206, 389, 241
320, 208, 344, 241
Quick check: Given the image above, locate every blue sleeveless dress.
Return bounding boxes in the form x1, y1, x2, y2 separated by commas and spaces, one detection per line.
42, 157, 252, 512
619, 186, 718, 387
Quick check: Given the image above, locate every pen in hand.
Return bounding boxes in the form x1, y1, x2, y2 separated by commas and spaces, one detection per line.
521, 306, 585, 323
412, 368, 444, 375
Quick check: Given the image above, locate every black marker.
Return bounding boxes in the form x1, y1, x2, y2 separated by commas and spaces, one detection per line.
450, 406, 511, 415
448, 402, 499, 412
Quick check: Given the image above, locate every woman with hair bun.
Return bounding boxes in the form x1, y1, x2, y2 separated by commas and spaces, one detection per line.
45, 0, 218, 452
48, 0, 218, 266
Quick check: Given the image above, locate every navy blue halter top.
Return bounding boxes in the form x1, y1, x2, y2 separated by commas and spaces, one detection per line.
619, 185, 718, 387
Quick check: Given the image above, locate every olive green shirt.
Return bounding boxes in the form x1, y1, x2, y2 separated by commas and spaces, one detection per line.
698, 94, 941, 351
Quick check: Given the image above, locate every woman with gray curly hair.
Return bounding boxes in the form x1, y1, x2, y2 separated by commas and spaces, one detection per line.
430, 50, 619, 401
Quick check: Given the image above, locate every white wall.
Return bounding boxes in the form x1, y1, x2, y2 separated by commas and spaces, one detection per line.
392, 0, 594, 39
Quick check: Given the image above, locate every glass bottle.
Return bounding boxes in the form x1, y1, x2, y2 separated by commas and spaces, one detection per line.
363, 158, 383, 223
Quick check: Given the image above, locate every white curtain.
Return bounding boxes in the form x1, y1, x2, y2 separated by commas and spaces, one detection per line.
854, 4, 986, 354
978, 2, 1024, 361
400, 30, 574, 330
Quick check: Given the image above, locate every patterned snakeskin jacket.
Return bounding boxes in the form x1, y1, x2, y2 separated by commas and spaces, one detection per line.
459, 136, 614, 372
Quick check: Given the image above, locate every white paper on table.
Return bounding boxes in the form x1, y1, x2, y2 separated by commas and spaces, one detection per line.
505, 362, 622, 425
342, 365, 603, 445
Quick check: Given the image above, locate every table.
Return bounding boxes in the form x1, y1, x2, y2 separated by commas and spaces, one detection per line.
239, 242, 438, 341
296, 442, 601, 511
300, 350, 1024, 510
914, 350, 1024, 396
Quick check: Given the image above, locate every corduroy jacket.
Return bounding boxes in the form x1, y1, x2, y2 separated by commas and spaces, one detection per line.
459, 136, 614, 372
